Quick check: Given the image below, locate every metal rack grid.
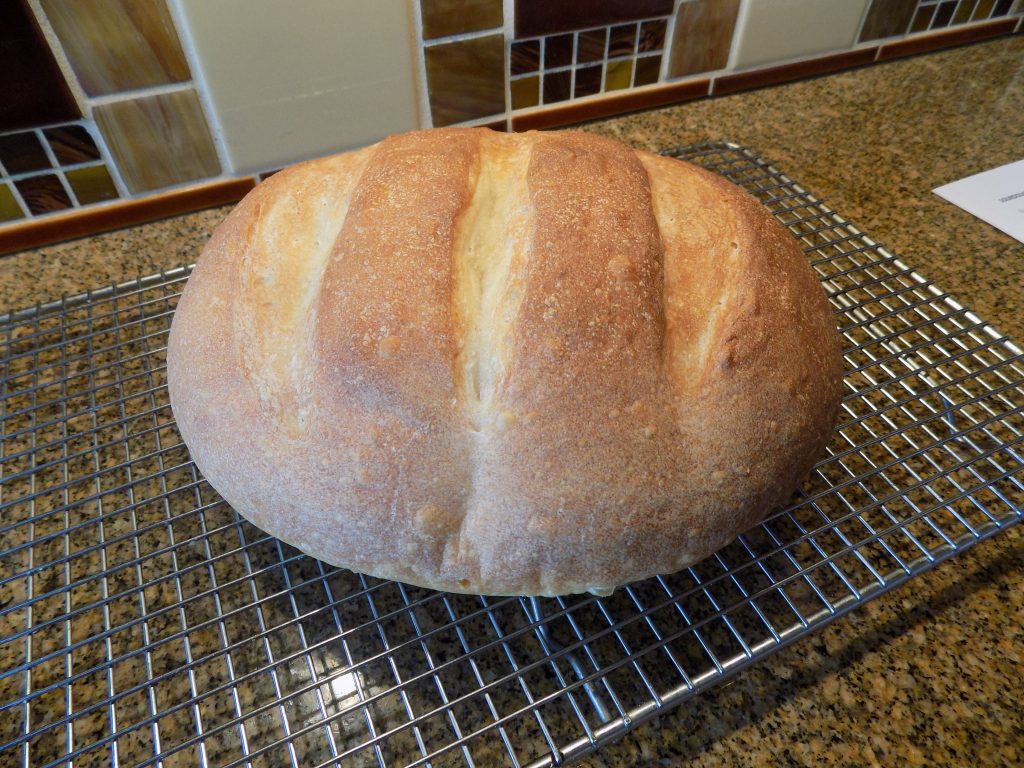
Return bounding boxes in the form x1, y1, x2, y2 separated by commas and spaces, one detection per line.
1, 141, 1021, 768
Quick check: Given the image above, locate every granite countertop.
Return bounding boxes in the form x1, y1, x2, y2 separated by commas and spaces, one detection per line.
2, 35, 1022, 767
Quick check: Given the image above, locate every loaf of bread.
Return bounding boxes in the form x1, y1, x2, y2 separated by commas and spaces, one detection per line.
167, 127, 844, 596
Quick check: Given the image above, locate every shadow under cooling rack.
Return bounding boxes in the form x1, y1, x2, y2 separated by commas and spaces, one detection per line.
0, 141, 1022, 768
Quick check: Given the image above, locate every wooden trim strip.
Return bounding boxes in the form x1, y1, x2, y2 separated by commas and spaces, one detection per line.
0, 177, 256, 256
877, 17, 1018, 61
511, 79, 710, 131
712, 48, 878, 97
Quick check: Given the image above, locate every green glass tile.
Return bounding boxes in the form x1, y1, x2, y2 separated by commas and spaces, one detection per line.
511, 76, 540, 109
425, 34, 506, 126
44, 125, 101, 165
0, 183, 24, 222
605, 59, 633, 91
15, 173, 71, 215
634, 54, 662, 87
420, 0, 502, 39
66, 165, 119, 205
0, 131, 52, 175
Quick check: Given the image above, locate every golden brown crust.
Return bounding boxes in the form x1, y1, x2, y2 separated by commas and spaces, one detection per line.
167, 127, 844, 596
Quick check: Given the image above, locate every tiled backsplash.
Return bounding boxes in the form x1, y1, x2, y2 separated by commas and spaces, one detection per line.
0, 0, 1021, 247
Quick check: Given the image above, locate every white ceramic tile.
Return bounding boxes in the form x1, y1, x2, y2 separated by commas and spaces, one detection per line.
175, 0, 420, 173
732, 0, 870, 70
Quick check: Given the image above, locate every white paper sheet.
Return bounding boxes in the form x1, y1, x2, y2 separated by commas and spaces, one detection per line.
933, 159, 1024, 244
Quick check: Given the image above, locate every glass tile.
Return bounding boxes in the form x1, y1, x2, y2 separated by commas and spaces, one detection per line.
511, 40, 541, 74
14, 173, 71, 215
910, 5, 936, 30
638, 19, 667, 52
542, 70, 571, 103
952, 0, 978, 23
573, 64, 602, 97
65, 165, 119, 205
44, 125, 101, 165
858, 0, 918, 41
667, 0, 741, 77
420, 0, 502, 39
634, 54, 662, 87
972, 0, 996, 18
425, 34, 506, 126
605, 59, 633, 91
511, 76, 540, 109
609, 24, 637, 58
576, 28, 607, 63
932, 0, 958, 25
544, 34, 573, 68
0, 183, 24, 221
0, 131, 52, 175
514, 0, 673, 37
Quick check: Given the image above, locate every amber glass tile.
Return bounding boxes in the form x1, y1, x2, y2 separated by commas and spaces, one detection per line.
605, 59, 633, 90
15, 174, 71, 215
973, 0, 997, 17
634, 54, 662, 86
515, 0, 673, 37
0, 183, 24, 222
93, 89, 220, 193
545, 34, 574, 67
511, 76, 540, 109
668, 0, 740, 78
65, 165, 119, 205
609, 24, 637, 57
859, 0, 917, 41
0, 131, 52, 175
954, 0, 978, 22
420, 0, 502, 39
932, 0, 958, 26
574, 64, 603, 97
43, 125, 101, 165
40, 0, 191, 97
425, 34, 506, 126
511, 40, 541, 74
577, 29, 607, 63
638, 19, 667, 52
542, 70, 571, 103
0, 0, 80, 132
911, 5, 937, 31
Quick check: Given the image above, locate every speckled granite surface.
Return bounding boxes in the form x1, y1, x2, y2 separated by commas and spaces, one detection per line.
2, 36, 1022, 768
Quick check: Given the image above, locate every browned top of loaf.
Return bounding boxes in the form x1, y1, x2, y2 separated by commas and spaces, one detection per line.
167, 127, 844, 596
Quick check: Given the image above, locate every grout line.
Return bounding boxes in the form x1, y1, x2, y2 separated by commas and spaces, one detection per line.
726, 0, 750, 71
2, 161, 111, 185
539, 37, 546, 105
86, 119, 131, 199
421, 26, 505, 47
630, 20, 641, 87
165, 0, 233, 174
570, 32, 579, 98
86, 81, 195, 108
503, 0, 513, 129
33, 129, 78, 208
659, 1, 681, 83
410, 0, 433, 128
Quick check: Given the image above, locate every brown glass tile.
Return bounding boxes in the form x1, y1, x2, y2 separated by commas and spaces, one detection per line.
511, 76, 540, 109
0, 177, 255, 256
573, 65, 603, 97
634, 54, 662, 86
932, 0, 958, 26
420, 0, 502, 39
15, 174, 71, 215
0, 184, 24, 222
545, 34, 574, 68
425, 34, 506, 126
858, 0, 917, 41
608, 24, 637, 58
542, 70, 572, 103
65, 165, 118, 205
638, 19, 667, 52
511, 40, 541, 74
512, 78, 708, 131
0, 0, 80, 132
605, 59, 633, 90
668, 0, 740, 78
911, 5, 937, 31
0, 131, 52, 175
712, 48, 877, 96
43, 125, 101, 165
973, 0, 997, 17
993, 0, 1014, 14
41, 0, 191, 97
514, 0, 673, 37
877, 16, 1017, 59
953, 0, 978, 23
93, 90, 220, 193
576, 29, 608, 63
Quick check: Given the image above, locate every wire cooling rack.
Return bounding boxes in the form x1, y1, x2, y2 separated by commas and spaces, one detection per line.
1, 141, 1022, 768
